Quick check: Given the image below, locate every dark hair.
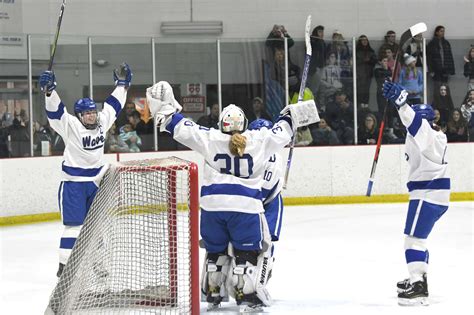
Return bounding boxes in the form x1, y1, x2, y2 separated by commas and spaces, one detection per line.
130, 110, 141, 120
433, 25, 445, 37
312, 25, 324, 36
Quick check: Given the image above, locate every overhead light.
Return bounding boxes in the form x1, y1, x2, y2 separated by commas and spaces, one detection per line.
161, 21, 223, 35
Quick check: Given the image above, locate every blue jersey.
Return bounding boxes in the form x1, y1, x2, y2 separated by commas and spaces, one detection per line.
165, 113, 293, 214
398, 104, 450, 206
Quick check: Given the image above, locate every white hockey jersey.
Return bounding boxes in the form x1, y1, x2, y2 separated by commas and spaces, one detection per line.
398, 104, 450, 206
165, 114, 293, 214
45, 87, 127, 183
262, 152, 284, 205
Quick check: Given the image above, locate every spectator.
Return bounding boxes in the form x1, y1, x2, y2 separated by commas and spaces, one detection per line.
427, 25, 455, 93
119, 124, 141, 152
356, 35, 377, 109
327, 31, 353, 95
432, 84, 454, 124
308, 25, 326, 96
197, 103, 220, 129
295, 126, 313, 146
247, 97, 273, 123
128, 110, 154, 151
0, 101, 11, 157
446, 109, 468, 142
269, 47, 287, 89
325, 90, 355, 144
460, 89, 474, 140
105, 122, 129, 153
9, 109, 30, 157
319, 52, 343, 109
33, 121, 52, 156
358, 113, 379, 144
115, 101, 137, 132
378, 30, 399, 60
374, 56, 392, 120
406, 34, 424, 70
384, 48, 399, 73
463, 47, 474, 91
310, 116, 340, 145
50, 128, 65, 156
398, 54, 423, 105
265, 24, 294, 56
433, 109, 447, 133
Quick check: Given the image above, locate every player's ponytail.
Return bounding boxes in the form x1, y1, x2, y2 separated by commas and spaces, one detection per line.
229, 133, 246, 157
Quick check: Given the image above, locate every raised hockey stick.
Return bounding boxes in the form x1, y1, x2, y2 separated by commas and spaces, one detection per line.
366, 22, 427, 196
45, 0, 66, 96
48, 0, 66, 71
282, 15, 312, 189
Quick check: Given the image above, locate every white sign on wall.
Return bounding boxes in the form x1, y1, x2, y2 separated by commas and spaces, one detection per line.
0, 0, 23, 45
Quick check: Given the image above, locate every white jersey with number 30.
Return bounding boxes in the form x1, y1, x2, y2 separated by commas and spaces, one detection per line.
165, 113, 293, 214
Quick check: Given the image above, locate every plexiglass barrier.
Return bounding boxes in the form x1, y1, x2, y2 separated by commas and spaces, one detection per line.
0, 34, 473, 159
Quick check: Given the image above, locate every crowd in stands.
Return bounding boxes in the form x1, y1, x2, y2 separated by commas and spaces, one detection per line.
0, 25, 473, 159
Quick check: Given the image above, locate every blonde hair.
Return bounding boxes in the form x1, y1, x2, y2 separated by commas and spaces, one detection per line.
229, 133, 247, 157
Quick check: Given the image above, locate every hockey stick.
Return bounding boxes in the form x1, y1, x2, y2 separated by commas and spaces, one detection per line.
366, 22, 427, 196
282, 15, 312, 189
48, 0, 66, 71
45, 0, 66, 96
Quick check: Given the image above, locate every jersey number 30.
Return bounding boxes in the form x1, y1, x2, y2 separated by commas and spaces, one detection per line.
214, 154, 254, 178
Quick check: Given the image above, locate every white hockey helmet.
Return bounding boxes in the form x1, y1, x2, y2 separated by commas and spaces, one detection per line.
218, 104, 248, 134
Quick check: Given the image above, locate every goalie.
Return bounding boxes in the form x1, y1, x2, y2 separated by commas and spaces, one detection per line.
383, 81, 450, 306
146, 81, 318, 311
39, 63, 132, 278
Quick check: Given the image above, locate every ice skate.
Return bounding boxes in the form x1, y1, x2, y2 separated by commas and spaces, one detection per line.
398, 274, 429, 306
396, 278, 410, 293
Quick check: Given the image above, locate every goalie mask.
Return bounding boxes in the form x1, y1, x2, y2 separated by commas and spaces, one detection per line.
74, 98, 99, 130
219, 104, 248, 134
412, 104, 435, 123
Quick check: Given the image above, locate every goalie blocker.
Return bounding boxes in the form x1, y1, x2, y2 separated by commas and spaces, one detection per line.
280, 99, 320, 129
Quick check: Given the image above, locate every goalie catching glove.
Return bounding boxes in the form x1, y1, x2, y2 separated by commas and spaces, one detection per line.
280, 99, 320, 129
146, 81, 182, 132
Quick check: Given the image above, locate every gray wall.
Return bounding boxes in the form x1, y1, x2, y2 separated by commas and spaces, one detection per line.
19, 0, 474, 39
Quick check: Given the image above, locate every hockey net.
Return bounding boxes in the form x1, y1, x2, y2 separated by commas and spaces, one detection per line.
45, 157, 200, 315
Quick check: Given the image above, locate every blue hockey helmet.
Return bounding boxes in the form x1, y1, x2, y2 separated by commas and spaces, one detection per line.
74, 98, 98, 129
412, 104, 435, 122
248, 119, 273, 130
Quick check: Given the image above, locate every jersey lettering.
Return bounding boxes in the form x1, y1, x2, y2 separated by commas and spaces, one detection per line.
213, 153, 254, 178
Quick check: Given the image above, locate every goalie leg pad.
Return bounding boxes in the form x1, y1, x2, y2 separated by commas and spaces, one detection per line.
200, 251, 231, 304
227, 249, 273, 307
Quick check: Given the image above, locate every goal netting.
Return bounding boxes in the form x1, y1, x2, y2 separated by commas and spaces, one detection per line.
45, 157, 200, 315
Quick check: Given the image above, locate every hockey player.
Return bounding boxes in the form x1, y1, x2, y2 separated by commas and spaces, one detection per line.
146, 81, 318, 311
383, 81, 450, 306
248, 119, 284, 243
39, 63, 132, 277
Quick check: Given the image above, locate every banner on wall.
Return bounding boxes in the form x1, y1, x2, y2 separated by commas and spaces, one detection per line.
0, 0, 23, 45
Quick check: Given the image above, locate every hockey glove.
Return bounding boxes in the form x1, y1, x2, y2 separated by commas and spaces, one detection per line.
39, 70, 57, 94
146, 81, 182, 132
113, 63, 133, 88
383, 81, 408, 108
280, 99, 320, 128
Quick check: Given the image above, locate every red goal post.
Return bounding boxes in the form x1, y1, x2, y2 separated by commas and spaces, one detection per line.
45, 157, 200, 315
